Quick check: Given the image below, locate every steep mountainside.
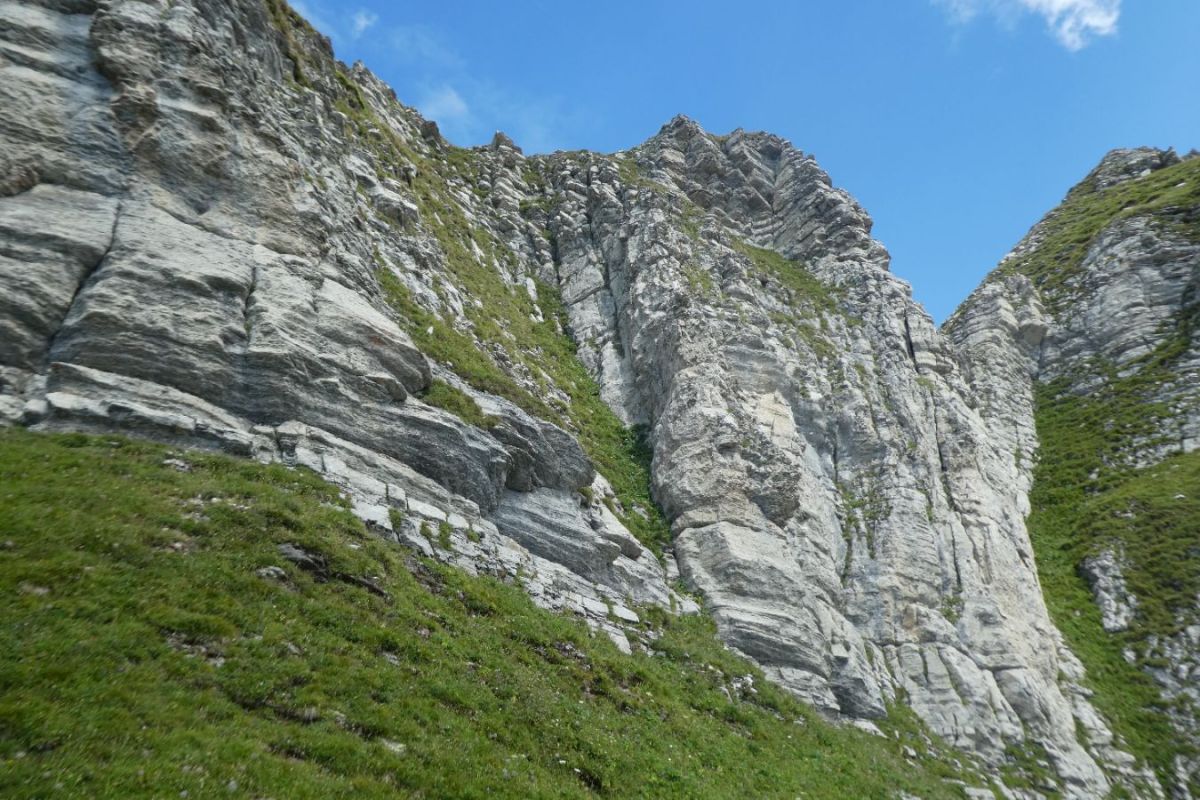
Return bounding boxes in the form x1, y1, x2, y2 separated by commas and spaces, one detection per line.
947, 149, 1200, 796
1, 1, 1196, 797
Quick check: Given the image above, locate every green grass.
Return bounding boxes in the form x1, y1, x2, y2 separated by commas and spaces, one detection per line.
419, 379, 498, 430
683, 263, 716, 296
1000, 156, 1200, 312
998, 741, 1061, 798
732, 239, 855, 362
616, 156, 667, 195
1029, 361, 1200, 789
1015, 159, 1200, 792
263, 0, 320, 87
1081, 453, 1200, 636
0, 429, 983, 799
732, 239, 845, 319
838, 471, 892, 562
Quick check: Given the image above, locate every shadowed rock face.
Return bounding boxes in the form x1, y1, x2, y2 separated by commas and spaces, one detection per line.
1, 1, 1193, 796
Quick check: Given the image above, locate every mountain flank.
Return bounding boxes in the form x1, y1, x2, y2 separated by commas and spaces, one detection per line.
1, 1, 1197, 797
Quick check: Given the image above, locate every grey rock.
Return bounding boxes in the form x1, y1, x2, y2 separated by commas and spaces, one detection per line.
1080, 548, 1139, 633
544, 118, 1122, 795
493, 489, 623, 579
277, 543, 325, 573
369, 182, 420, 226
256, 565, 288, 581
468, 381, 595, 492
947, 146, 1197, 798
1081, 147, 1179, 192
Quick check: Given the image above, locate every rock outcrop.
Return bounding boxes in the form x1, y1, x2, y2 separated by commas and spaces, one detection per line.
947, 147, 1200, 797
2, 1, 1195, 797
536, 116, 1156, 796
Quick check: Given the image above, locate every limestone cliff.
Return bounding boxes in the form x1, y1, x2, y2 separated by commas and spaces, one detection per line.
947, 147, 1200, 797
2, 1, 1195, 797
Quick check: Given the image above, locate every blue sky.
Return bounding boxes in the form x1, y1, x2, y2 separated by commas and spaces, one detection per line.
291, 0, 1199, 322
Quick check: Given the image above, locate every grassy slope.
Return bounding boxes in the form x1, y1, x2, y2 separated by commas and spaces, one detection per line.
0, 429, 982, 799
1030, 394, 1199, 791
1010, 156, 1200, 791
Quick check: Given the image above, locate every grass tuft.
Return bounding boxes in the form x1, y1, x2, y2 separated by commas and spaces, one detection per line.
419, 379, 498, 430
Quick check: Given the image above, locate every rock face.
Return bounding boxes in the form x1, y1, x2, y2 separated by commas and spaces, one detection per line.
0, 1, 1192, 797
538, 118, 1139, 796
947, 147, 1200, 797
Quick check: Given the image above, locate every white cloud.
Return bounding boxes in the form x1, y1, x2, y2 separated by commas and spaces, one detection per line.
284, 4, 579, 152
1025, 0, 1119, 49
389, 25, 463, 68
418, 85, 470, 122
351, 10, 378, 38
934, 0, 1120, 50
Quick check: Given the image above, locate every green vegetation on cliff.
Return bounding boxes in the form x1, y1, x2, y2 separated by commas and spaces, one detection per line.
1017, 159, 1200, 792
733, 240, 844, 319
1000, 156, 1200, 311
418, 379, 499, 430
326, 61, 671, 555
1030, 383, 1199, 790
0, 430, 982, 799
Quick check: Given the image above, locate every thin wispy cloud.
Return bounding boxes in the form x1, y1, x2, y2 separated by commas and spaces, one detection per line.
282, 1, 582, 152
351, 10, 378, 38
935, 0, 1120, 50
387, 25, 463, 69
418, 85, 470, 122
413, 79, 585, 154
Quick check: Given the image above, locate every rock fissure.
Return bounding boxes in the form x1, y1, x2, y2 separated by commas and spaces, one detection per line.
42, 197, 123, 371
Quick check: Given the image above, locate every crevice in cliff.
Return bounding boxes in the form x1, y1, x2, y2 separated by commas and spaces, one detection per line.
586, 180, 644, 424
236, 261, 260, 364
940, 649, 971, 707
565, 282, 608, 306
930, 409, 960, 514
42, 199, 123, 369
240, 262, 261, 350
229, 258, 267, 422
947, 516, 964, 595
831, 436, 840, 486
902, 311, 919, 370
